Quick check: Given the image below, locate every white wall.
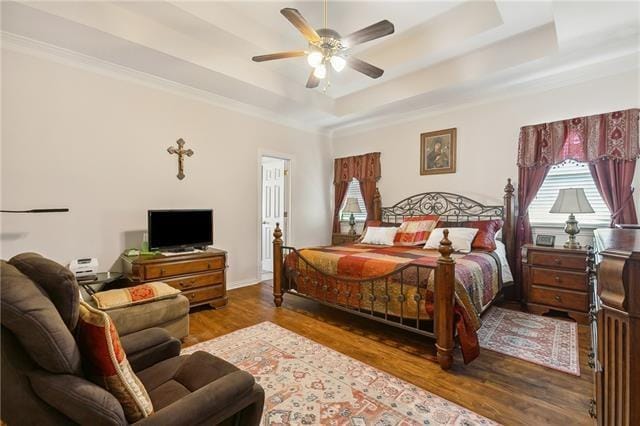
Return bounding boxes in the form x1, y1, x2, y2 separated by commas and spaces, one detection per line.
0, 49, 333, 286
332, 70, 640, 246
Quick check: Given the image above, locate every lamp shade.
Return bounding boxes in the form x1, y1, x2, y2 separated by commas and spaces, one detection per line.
342, 197, 363, 214
549, 188, 595, 214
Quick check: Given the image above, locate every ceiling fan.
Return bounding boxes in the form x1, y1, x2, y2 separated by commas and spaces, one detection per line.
252, 1, 394, 89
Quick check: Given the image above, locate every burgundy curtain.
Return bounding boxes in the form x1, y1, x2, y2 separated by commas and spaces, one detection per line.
514, 165, 550, 287
359, 180, 377, 222
589, 159, 638, 226
333, 181, 350, 233
333, 152, 381, 233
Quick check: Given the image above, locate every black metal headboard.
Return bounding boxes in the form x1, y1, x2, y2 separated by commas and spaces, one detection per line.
380, 192, 504, 224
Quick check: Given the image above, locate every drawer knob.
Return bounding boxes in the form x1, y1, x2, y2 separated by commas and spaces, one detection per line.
160, 268, 166, 276
554, 295, 561, 302
207, 263, 211, 269
554, 258, 561, 265
554, 275, 561, 282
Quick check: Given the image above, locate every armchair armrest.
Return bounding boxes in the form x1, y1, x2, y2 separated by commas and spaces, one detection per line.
29, 370, 127, 426
120, 328, 181, 372
134, 370, 263, 426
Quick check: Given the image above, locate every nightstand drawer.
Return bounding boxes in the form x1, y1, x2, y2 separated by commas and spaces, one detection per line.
530, 252, 585, 271
531, 268, 587, 291
529, 285, 588, 311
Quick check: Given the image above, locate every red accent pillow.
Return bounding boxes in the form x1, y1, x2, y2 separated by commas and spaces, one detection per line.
394, 215, 440, 246
438, 219, 503, 251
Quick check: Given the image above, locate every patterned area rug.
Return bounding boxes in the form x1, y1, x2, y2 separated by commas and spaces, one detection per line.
478, 307, 579, 376
183, 322, 497, 425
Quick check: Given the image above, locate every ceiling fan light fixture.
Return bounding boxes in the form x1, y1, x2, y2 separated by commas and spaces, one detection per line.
313, 63, 327, 79
307, 51, 323, 67
330, 55, 346, 72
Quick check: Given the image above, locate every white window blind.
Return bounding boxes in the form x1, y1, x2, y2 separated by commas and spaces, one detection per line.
339, 178, 368, 222
529, 160, 611, 226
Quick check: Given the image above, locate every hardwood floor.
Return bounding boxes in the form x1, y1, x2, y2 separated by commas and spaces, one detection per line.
185, 282, 593, 425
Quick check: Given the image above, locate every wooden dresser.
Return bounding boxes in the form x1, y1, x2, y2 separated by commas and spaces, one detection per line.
521, 244, 590, 324
591, 229, 640, 425
121, 249, 228, 309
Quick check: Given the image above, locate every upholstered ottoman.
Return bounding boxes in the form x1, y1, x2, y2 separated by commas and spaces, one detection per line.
88, 293, 190, 340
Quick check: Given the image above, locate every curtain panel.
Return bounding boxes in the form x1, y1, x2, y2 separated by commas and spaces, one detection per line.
333, 152, 381, 233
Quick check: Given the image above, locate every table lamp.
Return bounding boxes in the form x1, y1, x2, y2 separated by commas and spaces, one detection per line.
342, 197, 362, 236
549, 188, 594, 249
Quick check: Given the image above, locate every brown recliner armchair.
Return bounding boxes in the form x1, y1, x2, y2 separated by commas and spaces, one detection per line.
1, 255, 264, 425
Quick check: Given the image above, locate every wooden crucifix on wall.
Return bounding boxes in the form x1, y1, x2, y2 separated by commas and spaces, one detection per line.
167, 138, 194, 180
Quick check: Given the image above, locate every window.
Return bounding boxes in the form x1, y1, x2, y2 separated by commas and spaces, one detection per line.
339, 178, 367, 222
529, 160, 611, 226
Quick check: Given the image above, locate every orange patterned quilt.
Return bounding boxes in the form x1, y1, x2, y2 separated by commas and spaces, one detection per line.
284, 244, 504, 363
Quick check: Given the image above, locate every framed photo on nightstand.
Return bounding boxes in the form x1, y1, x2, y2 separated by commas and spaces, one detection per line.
535, 234, 555, 247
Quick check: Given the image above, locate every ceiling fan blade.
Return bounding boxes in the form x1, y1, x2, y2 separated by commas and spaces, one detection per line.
341, 20, 395, 48
252, 51, 306, 62
306, 70, 320, 89
281, 8, 321, 43
347, 57, 384, 79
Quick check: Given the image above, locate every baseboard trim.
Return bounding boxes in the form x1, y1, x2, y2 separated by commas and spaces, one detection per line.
227, 278, 262, 290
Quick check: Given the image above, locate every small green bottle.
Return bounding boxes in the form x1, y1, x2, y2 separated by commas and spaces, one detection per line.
141, 232, 149, 252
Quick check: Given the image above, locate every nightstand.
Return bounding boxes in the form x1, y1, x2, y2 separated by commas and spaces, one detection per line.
332, 233, 360, 245
521, 244, 589, 324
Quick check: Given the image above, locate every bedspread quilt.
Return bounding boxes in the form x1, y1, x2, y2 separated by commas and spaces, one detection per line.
283, 244, 503, 363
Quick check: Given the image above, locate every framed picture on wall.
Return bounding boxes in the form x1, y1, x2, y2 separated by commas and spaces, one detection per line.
420, 128, 457, 175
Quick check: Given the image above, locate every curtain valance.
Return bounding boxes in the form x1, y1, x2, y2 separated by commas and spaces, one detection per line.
517, 109, 639, 168
334, 152, 381, 183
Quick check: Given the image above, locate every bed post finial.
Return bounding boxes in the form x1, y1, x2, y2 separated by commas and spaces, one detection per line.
438, 229, 454, 259
435, 228, 455, 370
373, 187, 382, 221
273, 223, 283, 307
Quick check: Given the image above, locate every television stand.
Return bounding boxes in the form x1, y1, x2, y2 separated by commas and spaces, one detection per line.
121, 248, 227, 309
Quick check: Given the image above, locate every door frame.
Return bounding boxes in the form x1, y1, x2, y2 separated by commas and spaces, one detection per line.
257, 150, 293, 280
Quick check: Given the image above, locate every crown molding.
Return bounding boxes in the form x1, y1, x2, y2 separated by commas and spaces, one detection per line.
1, 31, 330, 137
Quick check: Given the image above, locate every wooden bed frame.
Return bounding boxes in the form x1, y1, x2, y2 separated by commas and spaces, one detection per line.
272, 179, 515, 369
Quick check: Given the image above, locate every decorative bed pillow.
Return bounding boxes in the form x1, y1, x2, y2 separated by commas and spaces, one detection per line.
394, 215, 440, 246
438, 219, 503, 251
76, 301, 154, 422
424, 227, 479, 253
360, 227, 398, 246
92, 282, 180, 310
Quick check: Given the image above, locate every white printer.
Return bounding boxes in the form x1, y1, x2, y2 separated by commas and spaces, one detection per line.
69, 258, 99, 280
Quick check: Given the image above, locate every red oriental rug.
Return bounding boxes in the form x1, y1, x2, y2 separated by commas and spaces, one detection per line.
183, 322, 497, 425
478, 307, 580, 376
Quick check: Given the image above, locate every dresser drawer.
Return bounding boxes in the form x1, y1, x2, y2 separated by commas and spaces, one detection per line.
530, 252, 585, 271
144, 256, 225, 279
163, 271, 223, 291
531, 268, 587, 291
529, 285, 589, 311
182, 285, 225, 304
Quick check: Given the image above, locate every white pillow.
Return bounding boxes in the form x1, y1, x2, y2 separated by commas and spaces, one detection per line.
424, 227, 479, 253
360, 227, 398, 246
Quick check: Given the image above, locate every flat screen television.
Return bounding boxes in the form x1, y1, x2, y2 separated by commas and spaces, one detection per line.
148, 209, 213, 251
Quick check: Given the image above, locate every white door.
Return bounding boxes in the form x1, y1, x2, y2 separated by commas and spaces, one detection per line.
261, 157, 285, 272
